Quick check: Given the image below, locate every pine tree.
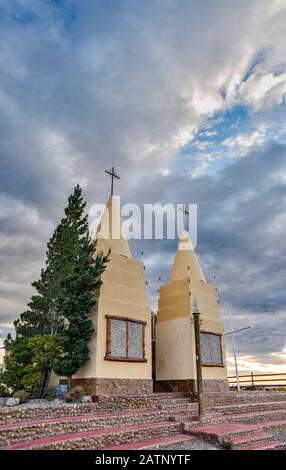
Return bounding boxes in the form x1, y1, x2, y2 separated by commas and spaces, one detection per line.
53, 236, 108, 387
1, 334, 32, 392
0, 185, 107, 397
21, 335, 60, 397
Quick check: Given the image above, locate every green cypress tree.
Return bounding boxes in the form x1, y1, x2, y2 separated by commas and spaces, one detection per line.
0, 185, 107, 397
53, 236, 108, 388
1, 334, 32, 392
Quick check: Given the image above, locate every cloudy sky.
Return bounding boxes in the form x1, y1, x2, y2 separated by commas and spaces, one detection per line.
0, 0, 286, 375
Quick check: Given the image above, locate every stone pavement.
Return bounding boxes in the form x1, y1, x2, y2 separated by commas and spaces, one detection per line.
0, 392, 286, 450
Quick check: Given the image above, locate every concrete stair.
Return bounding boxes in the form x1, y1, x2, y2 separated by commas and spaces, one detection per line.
217, 408, 286, 425
238, 440, 285, 450
1, 392, 286, 450
213, 400, 286, 415
204, 392, 286, 408
186, 421, 286, 451
102, 434, 195, 450
0, 405, 196, 447
158, 399, 196, 411
1, 420, 183, 450
229, 432, 276, 448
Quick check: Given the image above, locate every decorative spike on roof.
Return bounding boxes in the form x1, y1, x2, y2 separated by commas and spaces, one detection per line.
169, 230, 206, 283
94, 196, 132, 258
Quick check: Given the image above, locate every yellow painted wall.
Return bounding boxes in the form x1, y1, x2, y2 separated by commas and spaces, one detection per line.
156, 232, 227, 383
156, 278, 227, 382
156, 316, 196, 380
50, 196, 152, 387
74, 252, 152, 381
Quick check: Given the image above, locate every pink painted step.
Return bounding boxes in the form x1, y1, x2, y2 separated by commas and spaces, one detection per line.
0, 408, 160, 431
191, 423, 258, 438
189, 419, 286, 438
236, 440, 285, 451
0, 406, 194, 432
1, 420, 179, 451
222, 408, 286, 419
103, 434, 195, 450
227, 432, 273, 446
214, 401, 286, 410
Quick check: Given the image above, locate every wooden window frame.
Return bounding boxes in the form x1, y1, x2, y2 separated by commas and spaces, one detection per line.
200, 330, 224, 367
105, 315, 147, 363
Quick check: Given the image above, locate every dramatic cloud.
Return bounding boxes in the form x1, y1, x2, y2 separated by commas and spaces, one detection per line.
0, 0, 286, 372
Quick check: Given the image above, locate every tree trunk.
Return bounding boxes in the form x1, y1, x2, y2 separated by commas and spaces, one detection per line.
67, 376, 72, 390
39, 366, 52, 399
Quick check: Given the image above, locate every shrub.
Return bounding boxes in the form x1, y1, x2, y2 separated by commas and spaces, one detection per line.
65, 386, 85, 402
220, 439, 233, 450
45, 387, 56, 401
0, 383, 11, 397
13, 390, 29, 403
168, 416, 177, 422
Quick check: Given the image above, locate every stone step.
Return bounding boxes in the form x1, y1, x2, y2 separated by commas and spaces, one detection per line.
204, 393, 286, 407
0, 398, 194, 427
153, 393, 192, 399
185, 418, 286, 440
0, 409, 156, 446
206, 400, 286, 408
1, 421, 183, 450
0, 407, 195, 447
2, 394, 188, 426
235, 440, 286, 451
226, 432, 274, 447
221, 408, 286, 424
159, 402, 196, 410
213, 401, 286, 414
102, 433, 195, 450
156, 398, 194, 406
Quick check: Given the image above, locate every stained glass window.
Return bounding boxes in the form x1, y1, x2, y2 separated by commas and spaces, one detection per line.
200, 332, 223, 365
106, 316, 146, 361
128, 322, 143, 359
201, 333, 212, 364
212, 334, 223, 364
110, 319, 126, 358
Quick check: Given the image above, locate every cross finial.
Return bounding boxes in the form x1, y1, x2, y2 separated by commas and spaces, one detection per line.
192, 297, 199, 315
105, 167, 120, 197
179, 204, 190, 229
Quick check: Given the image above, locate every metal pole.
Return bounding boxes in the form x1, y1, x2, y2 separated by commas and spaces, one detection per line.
111, 167, 114, 197
225, 326, 250, 335
193, 299, 204, 419
251, 372, 255, 390
229, 306, 240, 392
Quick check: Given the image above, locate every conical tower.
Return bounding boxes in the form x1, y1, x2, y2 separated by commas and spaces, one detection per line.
155, 231, 228, 393
94, 196, 132, 258
55, 196, 152, 395
169, 230, 206, 283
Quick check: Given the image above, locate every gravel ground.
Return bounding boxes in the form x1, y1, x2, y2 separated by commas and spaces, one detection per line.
164, 439, 219, 450
0, 398, 65, 408
273, 428, 286, 442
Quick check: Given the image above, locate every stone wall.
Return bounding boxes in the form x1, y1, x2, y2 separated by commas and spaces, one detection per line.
203, 379, 229, 392
0, 410, 186, 447
155, 378, 229, 393
154, 379, 195, 393
71, 378, 153, 395
0, 395, 158, 425
27, 423, 182, 450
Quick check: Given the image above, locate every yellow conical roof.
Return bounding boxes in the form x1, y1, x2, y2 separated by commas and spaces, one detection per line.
169, 230, 206, 283
94, 196, 132, 258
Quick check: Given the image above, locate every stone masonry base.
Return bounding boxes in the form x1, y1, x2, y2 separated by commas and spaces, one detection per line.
154, 379, 195, 393
70, 378, 153, 396
203, 379, 229, 392
155, 379, 229, 393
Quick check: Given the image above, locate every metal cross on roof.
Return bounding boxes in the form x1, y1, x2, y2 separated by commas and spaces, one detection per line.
179, 204, 190, 229
105, 167, 120, 197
